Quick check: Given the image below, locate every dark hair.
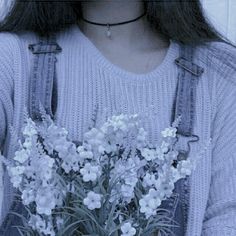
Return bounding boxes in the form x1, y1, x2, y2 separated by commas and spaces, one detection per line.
0, 0, 230, 45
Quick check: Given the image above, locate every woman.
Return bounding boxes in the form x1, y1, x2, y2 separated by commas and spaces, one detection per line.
0, 1, 235, 235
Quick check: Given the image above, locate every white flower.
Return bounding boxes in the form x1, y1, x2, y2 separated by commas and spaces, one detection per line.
177, 159, 194, 176
29, 214, 45, 230
170, 167, 182, 182
9, 166, 25, 176
100, 114, 141, 148
10, 175, 22, 188
139, 189, 161, 219
160, 141, 170, 153
120, 184, 134, 199
35, 188, 57, 215
41, 167, 53, 183
22, 137, 34, 149
77, 145, 93, 160
98, 144, 106, 154
156, 180, 175, 199
29, 214, 55, 236
105, 114, 129, 132
22, 189, 35, 205
41, 223, 55, 236
56, 141, 73, 158
36, 154, 55, 182
121, 222, 136, 236
141, 148, 156, 161
33, 154, 55, 171
61, 161, 72, 173
80, 163, 101, 182
57, 143, 81, 173
70, 155, 81, 170
61, 161, 72, 174
14, 149, 29, 163
161, 127, 177, 138
36, 219, 46, 231
165, 150, 178, 163
136, 127, 147, 144
83, 191, 102, 210
143, 173, 156, 187
56, 217, 64, 230
155, 147, 165, 160
109, 188, 120, 204
84, 128, 104, 146
23, 118, 38, 137
124, 175, 138, 187
43, 123, 69, 153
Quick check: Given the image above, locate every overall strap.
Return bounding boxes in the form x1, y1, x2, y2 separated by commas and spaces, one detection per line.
28, 34, 62, 121
174, 44, 204, 136
173, 44, 204, 159
170, 44, 205, 236
0, 34, 62, 236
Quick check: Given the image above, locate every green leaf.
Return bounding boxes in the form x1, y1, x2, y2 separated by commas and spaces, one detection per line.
59, 219, 88, 236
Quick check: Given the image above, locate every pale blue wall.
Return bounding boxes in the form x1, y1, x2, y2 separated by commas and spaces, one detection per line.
202, 0, 236, 43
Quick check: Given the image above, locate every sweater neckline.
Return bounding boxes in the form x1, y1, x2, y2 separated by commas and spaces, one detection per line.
72, 24, 179, 81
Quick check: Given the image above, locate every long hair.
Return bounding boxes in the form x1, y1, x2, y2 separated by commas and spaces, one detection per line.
0, 0, 229, 45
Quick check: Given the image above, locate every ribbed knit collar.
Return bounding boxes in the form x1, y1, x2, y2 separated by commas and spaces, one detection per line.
71, 24, 179, 81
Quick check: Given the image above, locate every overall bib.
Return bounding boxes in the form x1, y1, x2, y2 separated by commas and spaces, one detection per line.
0, 32, 204, 236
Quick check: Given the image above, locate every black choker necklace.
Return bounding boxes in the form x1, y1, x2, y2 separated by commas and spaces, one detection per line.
80, 12, 147, 39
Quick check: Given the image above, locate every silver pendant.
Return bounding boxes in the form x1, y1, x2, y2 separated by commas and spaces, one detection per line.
106, 24, 112, 39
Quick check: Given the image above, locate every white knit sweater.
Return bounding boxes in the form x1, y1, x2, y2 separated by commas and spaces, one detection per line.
0, 24, 236, 235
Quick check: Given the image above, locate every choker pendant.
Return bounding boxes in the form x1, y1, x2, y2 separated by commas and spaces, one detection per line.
80, 12, 147, 40
106, 24, 112, 39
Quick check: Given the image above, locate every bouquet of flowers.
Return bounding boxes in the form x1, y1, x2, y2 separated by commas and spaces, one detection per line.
1, 112, 197, 236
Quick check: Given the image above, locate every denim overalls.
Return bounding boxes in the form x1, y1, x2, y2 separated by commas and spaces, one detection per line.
0, 32, 204, 235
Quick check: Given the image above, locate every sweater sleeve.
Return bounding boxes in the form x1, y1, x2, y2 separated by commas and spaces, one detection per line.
0, 32, 14, 150
201, 70, 236, 235
0, 33, 15, 219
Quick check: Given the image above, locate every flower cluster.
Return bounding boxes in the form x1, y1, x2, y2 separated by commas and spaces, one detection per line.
1, 113, 198, 236
4, 118, 68, 235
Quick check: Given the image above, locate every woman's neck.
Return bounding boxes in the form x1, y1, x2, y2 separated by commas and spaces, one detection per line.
77, 1, 169, 51
80, 1, 145, 24
76, 1, 170, 75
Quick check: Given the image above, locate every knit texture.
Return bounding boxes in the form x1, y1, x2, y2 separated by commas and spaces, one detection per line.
0, 24, 236, 235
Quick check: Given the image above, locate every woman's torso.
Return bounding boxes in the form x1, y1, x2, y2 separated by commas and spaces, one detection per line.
0, 24, 219, 235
